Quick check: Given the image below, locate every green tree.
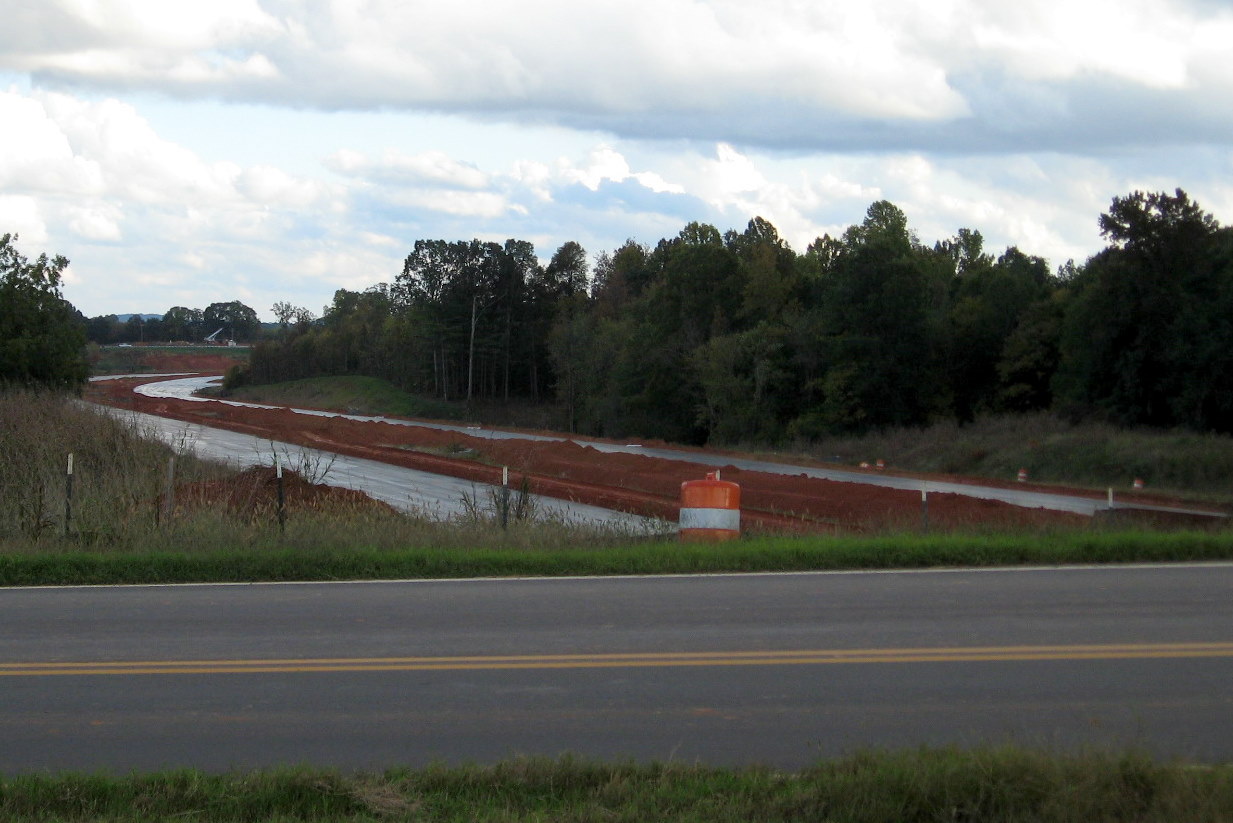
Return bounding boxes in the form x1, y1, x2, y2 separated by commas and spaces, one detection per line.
203, 300, 260, 343
945, 243, 1051, 421
0, 234, 87, 389
1056, 189, 1229, 428
692, 323, 791, 443
997, 294, 1064, 412
528, 242, 590, 400
802, 201, 949, 433
726, 217, 800, 326
163, 306, 203, 342
591, 240, 654, 315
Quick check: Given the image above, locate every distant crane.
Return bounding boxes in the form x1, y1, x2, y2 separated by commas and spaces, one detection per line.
203, 327, 226, 343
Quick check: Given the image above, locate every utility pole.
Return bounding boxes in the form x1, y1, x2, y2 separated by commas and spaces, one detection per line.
468, 294, 478, 405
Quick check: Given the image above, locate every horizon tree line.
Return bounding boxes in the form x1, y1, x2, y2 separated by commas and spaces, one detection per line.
235, 188, 1233, 443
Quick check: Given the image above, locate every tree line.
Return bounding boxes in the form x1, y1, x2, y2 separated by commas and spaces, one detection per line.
84, 301, 262, 345
236, 189, 1233, 444
9, 189, 1227, 442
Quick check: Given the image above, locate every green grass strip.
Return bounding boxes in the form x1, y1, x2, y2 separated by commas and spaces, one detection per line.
3, 531, 1233, 587
2, 748, 1232, 822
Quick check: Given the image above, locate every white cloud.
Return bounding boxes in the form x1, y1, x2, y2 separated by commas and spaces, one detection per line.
236, 165, 330, 208
560, 146, 633, 192
326, 149, 490, 190
969, 0, 1199, 89
8, 0, 1229, 153
66, 202, 122, 241
0, 1, 1230, 320
0, 196, 48, 246
398, 190, 517, 220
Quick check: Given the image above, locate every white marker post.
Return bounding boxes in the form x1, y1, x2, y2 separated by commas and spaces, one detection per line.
275, 454, 286, 534
500, 466, 510, 529
64, 453, 74, 538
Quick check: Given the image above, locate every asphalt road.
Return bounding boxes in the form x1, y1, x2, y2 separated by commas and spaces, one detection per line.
3, 564, 1232, 773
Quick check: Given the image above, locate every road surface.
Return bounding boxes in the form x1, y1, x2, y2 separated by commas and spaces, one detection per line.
134, 375, 1225, 519
3, 563, 1231, 773
94, 404, 666, 532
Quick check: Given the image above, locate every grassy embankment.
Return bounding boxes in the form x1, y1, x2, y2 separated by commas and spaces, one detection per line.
3, 748, 1231, 822
226, 374, 466, 421
2, 389, 1233, 586
801, 412, 1233, 502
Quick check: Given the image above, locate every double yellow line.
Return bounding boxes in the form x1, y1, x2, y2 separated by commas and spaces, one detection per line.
2, 642, 1232, 677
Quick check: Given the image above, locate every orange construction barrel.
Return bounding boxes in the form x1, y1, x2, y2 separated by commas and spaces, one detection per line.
679, 471, 741, 541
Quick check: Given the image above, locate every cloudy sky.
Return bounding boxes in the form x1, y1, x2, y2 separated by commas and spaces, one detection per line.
2, 0, 1232, 320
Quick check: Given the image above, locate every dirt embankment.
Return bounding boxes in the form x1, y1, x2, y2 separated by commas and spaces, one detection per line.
87, 373, 1095, 533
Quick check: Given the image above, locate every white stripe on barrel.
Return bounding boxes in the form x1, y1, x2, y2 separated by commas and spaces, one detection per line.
679, 470, 741, 542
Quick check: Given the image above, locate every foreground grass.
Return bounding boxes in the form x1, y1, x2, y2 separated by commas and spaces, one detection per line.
4, 529, 1233, 586
3, 748, 1232, 822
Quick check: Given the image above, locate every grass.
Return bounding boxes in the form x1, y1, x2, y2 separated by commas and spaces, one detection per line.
6, 393, 1233, 818
0, 388, 232, 544
3, 388, 1233, 587
796, 412, 1233, 501
3, 529, 1233, 587
1, 748, 1231, 821
225, 375, 475, 421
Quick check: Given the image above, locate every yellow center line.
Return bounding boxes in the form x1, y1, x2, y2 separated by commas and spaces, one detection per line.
1, 642, 1232, 677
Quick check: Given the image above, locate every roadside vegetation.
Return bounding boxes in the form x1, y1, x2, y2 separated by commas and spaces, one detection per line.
225, 374, 469, 421
800, 412, 1233, 501
2, 390, 1232, 587
3, 747, 1231, 822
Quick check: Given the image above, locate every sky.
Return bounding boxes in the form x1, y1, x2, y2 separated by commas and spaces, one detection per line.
2, 0, 1232, 321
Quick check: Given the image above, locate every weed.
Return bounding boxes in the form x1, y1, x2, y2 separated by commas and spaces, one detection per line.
1, 749, 1231, 822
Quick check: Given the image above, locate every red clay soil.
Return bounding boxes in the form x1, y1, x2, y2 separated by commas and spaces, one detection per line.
87, 373, 1098, 534
136, 353, 243, 373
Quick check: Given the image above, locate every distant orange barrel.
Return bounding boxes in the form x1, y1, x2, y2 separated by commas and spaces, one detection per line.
679, 471, 741, 541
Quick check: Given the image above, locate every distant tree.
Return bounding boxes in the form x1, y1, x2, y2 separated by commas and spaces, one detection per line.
0, 233, 87, 389
123, 314, 146, 344
543, 241, 589, 298
163, 306, 203, 342
85, 314, 121, 344
727, 217, 800, 325
591, 240, 653, 313
203, 301, 259, 342
271, 301, 316, 338
527, 242, 589, 399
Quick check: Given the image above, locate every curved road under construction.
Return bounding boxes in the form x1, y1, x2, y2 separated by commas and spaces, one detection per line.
120, 374, 1226, 523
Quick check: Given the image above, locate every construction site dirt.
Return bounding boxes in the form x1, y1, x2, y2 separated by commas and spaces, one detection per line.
85, 369, 1116, 535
